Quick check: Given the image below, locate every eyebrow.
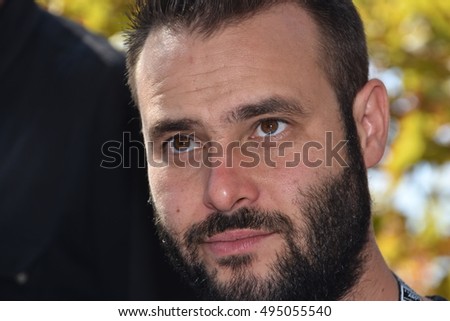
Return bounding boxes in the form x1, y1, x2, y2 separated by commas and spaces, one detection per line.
149, 119, 201, 141
148, 96, 308, 140
226, 96, 308, 123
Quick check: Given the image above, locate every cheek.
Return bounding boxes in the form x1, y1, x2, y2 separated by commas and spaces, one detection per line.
148, 168, 178, 226
254, 164, 302, 209
148, 167, 203, 232
256, 155, 332, 207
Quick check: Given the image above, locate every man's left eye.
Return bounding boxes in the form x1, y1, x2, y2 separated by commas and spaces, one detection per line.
255, 119, 287, 137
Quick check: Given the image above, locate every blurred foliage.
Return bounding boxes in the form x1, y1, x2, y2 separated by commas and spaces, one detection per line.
355, 0, 450, 175
36, 0, 450, 299
37, 0, 131, 37
355, 0, 450, 298
354, 0, 450, 299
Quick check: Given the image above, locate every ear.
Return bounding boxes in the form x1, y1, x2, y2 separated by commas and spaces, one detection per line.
353, 79, 390, 168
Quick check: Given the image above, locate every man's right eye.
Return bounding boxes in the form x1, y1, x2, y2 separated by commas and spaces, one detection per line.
164, 134, 200, 153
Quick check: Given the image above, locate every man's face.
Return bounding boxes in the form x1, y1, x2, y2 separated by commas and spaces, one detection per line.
135, 4, 371, 300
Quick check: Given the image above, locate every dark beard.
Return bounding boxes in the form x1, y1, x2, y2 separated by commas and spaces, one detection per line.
154, 158, 372, 300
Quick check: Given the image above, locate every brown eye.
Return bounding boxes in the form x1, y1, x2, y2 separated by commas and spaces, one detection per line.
256, 119, 287, 137
260, 120, 279, 135
173, 135, 189, 149
169, 134, 197, 153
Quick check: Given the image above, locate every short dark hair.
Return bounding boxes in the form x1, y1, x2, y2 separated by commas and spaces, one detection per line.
125, 0, 368, 146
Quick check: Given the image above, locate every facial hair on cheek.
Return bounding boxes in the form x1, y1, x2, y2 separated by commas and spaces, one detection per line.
154, 161, 371, 301
153, 123, 372, 300
289, 166, 371, 300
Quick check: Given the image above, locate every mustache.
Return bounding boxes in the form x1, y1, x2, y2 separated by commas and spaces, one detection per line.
184, 207, 294, 246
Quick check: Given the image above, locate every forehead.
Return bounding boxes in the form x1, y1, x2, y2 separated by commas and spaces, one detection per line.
135, 3, 331, 128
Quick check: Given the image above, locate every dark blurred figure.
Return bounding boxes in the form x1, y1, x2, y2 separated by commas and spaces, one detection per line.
0, 0, 193, 300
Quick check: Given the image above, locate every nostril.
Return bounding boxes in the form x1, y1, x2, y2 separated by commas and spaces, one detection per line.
235, 197, 248, 206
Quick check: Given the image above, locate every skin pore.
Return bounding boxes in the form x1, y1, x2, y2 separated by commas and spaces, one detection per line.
135, 3, 399, 300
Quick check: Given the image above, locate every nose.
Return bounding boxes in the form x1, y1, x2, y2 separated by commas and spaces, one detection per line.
203, 159, 260, 213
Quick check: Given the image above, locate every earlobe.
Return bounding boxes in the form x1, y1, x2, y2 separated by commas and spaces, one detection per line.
353, 79, 390, 168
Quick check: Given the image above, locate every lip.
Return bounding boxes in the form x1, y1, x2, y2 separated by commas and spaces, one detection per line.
202, 229, 274, 258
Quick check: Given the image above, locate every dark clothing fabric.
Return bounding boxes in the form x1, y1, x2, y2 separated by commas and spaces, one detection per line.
396, 275, 448, 301
427, 295, 448, 301
0, 0, 193, 300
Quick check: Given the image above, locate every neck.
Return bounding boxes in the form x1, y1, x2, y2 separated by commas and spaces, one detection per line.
343, 231, 399, 300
